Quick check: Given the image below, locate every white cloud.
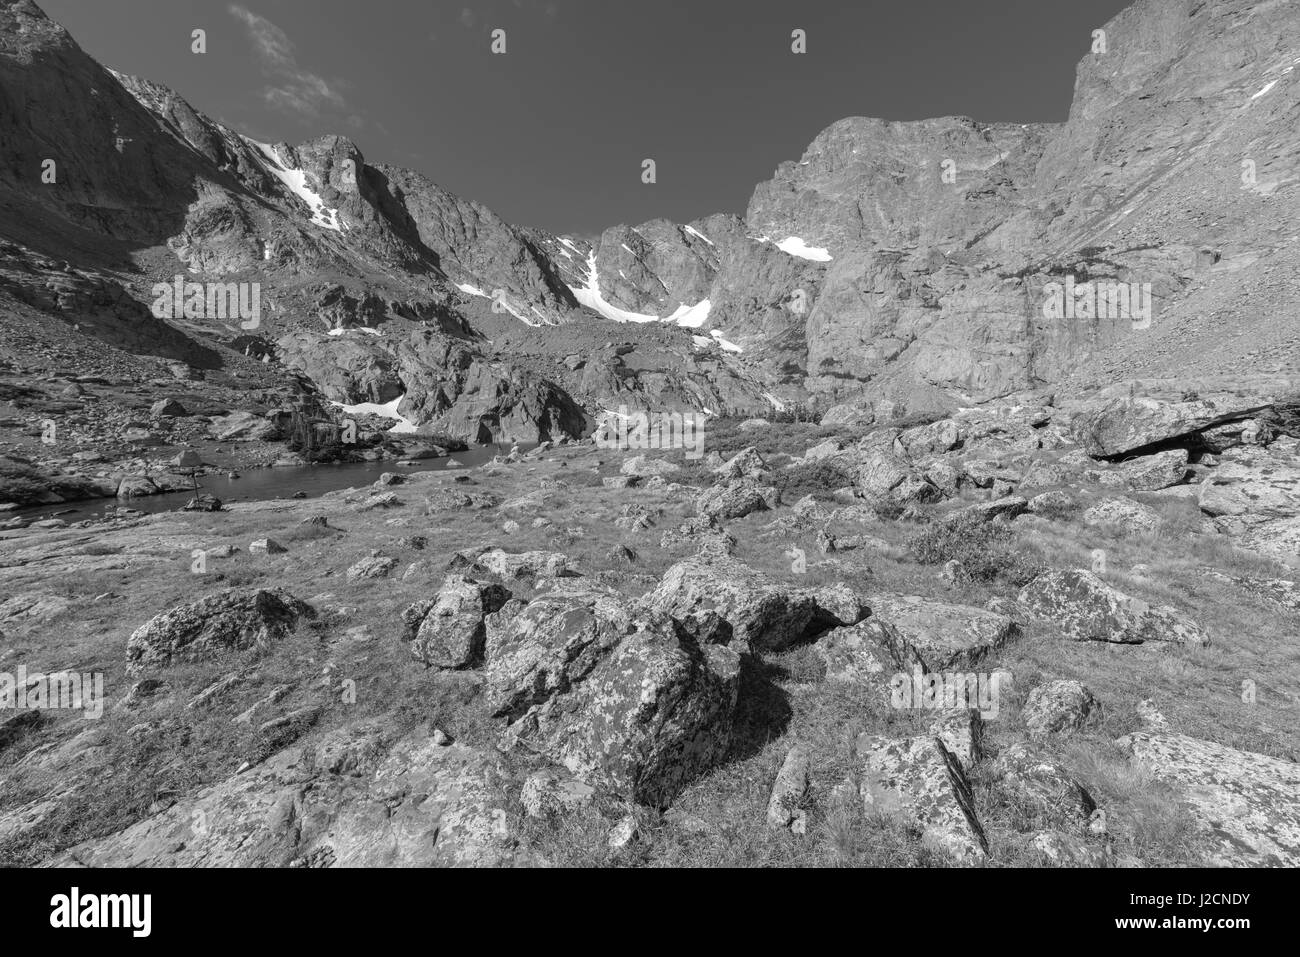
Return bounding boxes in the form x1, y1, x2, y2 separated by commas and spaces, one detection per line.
228, 5, 349, 120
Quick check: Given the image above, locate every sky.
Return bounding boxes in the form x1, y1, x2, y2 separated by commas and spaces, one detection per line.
40, 0, 1134, 236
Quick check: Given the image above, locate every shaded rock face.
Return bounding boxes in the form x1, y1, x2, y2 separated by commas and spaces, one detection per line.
487, 591, 741, 808
53, 723, 524, 867
1119, 731, 1300, 867
1018, 569, 1210, 646
125, 588, 315, 675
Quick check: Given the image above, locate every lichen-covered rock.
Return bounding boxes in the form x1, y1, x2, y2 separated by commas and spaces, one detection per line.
403, 575, 512, 668
855, 730, 988, 862
695, 479, 779, 520
50, 723, 525, 867
476, 548, 570, 580
646, 555, 821, 651
1022, 680, 1103, 737
521, 768, 597, 818
867, 594, 1021, 670
990, 742, 1097, 833
1083, 497, 1161, 534
1018, 570, 1210, 645
767, 745, 811, 832
620, 455, 681, 478
1118, 731, 1300, 867
126, 588, 315, 675
714, 447, 769, 481
346, 555, 398, 582
490, 592, 741, 807
816, 618, 924, 683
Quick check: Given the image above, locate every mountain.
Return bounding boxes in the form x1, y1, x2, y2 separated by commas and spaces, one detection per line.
1, 0, 1298, 450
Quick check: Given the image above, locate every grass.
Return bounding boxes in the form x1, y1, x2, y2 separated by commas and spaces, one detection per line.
3, 432, 1299, 867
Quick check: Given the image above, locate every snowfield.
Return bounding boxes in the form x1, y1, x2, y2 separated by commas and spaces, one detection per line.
246, 138, 345, 233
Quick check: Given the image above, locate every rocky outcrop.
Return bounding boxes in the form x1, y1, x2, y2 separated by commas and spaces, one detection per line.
53, 722, 525, 867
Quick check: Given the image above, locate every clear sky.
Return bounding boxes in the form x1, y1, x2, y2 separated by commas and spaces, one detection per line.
39, 0, 1134, 236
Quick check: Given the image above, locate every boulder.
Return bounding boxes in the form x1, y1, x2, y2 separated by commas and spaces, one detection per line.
1118, 731, 1300, 866
1071, 395, 1270, 458
1082, 497, 1162, 534
346, 555, 399, 582
646, 555, 822, 651
488, 591, 741, 807
867, 595, 1021, 670
855, 725, 988, 862
695, 479, 779, 521
1018, 570, 1210, 645
53, 723, 524, 867
476, 549, 570, 580
1022, 680, 1103, 737
402, 575, 512, 669
767, 745, 812, 832
126, 588, 315, 675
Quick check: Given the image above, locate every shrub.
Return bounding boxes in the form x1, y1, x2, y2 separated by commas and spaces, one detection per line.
906, 513, 1045, 586
772, 461, 853, 502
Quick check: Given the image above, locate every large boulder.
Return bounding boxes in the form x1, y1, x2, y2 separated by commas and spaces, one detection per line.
402, 576, 512, 668
867, 595, 1021, 670
488, 591, 741, 807
989, 742, 1097, 834
855, 719, 988, 862
1071, 394, 1270, 458
1018, 570, 1210, 645
647, 555, 836, 651
1118, 731, 1300, 867
695, 479, 779, 520
1082, 497, 1162, 534
126, 588, 315, 675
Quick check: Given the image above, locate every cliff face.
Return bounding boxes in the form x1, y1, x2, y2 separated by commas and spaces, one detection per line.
1, 0, 1298, 441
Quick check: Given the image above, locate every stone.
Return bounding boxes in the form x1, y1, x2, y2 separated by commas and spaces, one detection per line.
346, 555, 398, 582
1018, 570, 1210, 645
767, 745, 811, 832
991, 743, 1097, 833
1022, 680, 1103, 737
249, 538, 288, 556
1118, 731, 1300, 866
867, 594, 1021, 670
489, 592, 741, 807
695, 479, 779, 521
855, 731, 988, 862
126, 588, 315, 675
403, 575, 512, 669
521, 769, 597, 818
1082, 497, 1162, 534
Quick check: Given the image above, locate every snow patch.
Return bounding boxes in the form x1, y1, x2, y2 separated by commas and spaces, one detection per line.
683, 224, 714, 246
567, 252, 660, 323
710, 330, 743, 353
246, 138, 345, 232
330, 394, 419, 434
1251, 79, 1278, 100
328, 326, 382, 337
775, 236, 833, 262
664, 299, 712, 329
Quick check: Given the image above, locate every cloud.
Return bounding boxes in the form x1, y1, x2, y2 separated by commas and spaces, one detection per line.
228, 4, 348, 120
